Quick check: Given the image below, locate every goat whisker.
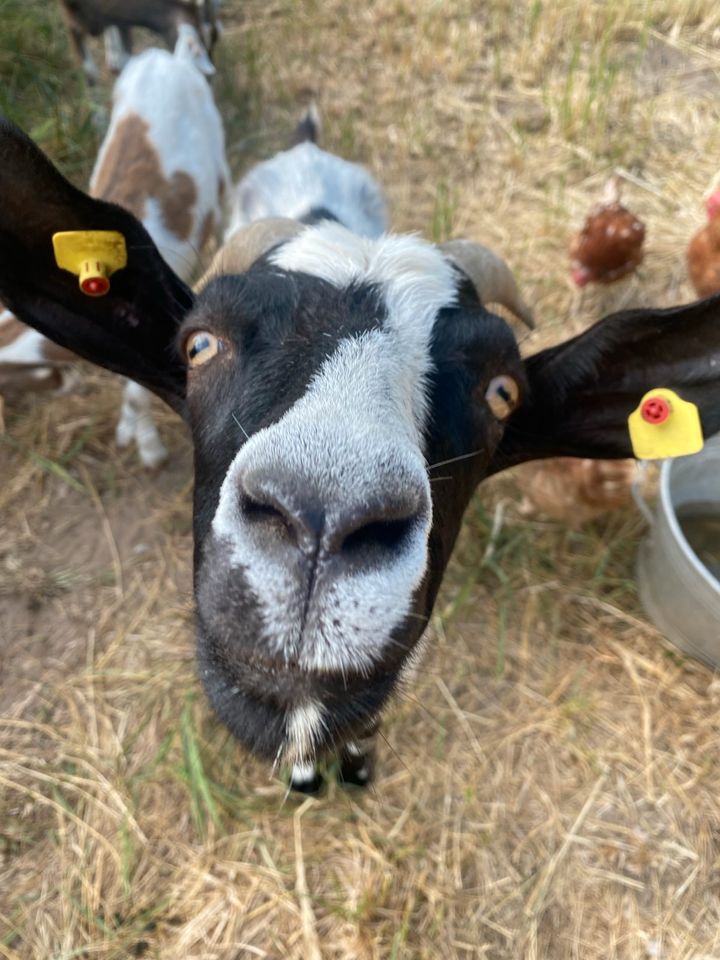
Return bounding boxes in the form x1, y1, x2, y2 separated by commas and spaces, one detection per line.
232, 412, 251, 440
428, 448, 486, 471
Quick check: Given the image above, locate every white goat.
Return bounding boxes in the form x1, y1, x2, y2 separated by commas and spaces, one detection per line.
0, 29, 229, 465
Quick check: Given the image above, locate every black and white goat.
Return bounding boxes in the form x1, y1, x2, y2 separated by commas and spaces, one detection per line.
58, 0, 219, 81
0, 32, 229, 466
1, 114, 720, 791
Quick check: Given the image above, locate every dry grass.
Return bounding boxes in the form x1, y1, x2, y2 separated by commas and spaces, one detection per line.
2, 1, 720, 957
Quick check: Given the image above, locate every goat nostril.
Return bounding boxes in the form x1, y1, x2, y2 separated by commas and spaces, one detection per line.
339, 515, 416, 557
239, 483, 325, 550
238, 472, 427, 561
240, 491, 293, 536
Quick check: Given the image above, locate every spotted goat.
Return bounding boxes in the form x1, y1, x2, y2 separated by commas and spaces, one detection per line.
1, 112, 720, 791
0, 31, 229, 466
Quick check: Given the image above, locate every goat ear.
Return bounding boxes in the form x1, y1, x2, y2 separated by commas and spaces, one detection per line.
0, 117, 194, 413
490, 296, 720, 471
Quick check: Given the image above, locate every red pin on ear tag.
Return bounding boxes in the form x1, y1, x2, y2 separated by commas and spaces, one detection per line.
640, 395, 671, 425
52, 231, 127, 297
628, 388, 704, 459
79, 267, 110, 297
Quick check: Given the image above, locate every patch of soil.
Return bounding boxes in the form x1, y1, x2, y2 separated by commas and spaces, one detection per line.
631, 35, 720, 98
0, 442, 193, 718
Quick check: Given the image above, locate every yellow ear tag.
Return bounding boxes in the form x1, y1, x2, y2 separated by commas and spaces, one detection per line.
52, 230, 127, 297
628, 387, 704, 460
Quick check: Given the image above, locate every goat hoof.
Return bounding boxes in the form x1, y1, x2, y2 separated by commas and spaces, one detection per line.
137, 441, 168, 470
339, 755, 373, 788
290, 763, 323, 794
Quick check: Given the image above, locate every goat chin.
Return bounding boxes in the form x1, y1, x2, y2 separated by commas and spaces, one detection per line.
193, 534, 426, 765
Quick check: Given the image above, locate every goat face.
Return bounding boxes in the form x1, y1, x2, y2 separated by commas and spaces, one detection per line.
182, 228, 526, 764
3, 117, 720, 773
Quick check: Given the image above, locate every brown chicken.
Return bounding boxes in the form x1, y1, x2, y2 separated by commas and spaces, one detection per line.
570, 175, 645, 286
522, 177, 644, 525
515, 457, 639, 526
687, 190, 720, 297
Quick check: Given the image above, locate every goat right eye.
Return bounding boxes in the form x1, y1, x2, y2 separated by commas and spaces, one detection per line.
485, 374, 520, 420
185, 331, 223, 368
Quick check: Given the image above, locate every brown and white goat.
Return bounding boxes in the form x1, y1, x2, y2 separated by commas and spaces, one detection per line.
0, 34, 229, 465
2, 114, 720, 792
58, 0, 219, 81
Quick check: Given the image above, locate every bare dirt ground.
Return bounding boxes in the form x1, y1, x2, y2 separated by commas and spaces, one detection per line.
2, 1, 720, 958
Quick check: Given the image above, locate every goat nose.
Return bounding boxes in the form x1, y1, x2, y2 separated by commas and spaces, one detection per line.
238, 471, 428, 560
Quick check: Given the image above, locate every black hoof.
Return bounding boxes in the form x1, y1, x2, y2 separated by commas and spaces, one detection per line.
339, 752, 373, 788
290, 770, 324, 793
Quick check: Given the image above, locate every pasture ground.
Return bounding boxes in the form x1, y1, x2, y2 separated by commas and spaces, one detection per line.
2, 1, 720, 957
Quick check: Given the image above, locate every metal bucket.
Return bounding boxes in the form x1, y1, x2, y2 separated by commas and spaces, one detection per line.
637, 435, 720, 668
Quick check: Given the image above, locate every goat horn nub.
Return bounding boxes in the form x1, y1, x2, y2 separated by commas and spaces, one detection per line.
439, 239, 535, 329
196, 218, 305, 291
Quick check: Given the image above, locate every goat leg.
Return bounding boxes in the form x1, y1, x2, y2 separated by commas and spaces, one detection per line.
116, 380, 167, 469
338, 726, 378, 788
70, 24, 99, 84
103, 25, 132, 75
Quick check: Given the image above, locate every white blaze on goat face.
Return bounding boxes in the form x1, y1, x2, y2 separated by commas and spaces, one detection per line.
270, 224, 458, 432
209, 225, 459, 677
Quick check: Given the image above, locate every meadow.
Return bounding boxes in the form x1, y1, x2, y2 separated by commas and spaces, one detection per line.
1, 1, 720, 957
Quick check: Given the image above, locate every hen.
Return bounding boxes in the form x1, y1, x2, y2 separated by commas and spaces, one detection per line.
515, 457, 639, 526
570, 175, 645, 286
687, 190, 720, 297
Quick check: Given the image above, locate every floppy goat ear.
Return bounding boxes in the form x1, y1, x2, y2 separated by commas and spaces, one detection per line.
491, 296, 720, 472
0, 117, 194, 413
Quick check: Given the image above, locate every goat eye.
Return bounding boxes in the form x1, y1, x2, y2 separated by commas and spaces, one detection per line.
485, 375, 520, 420
185, 331, 222, 367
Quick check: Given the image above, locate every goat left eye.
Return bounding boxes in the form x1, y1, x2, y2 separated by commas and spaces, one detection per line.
185, 331, 222, 367
485, 375, 520, 420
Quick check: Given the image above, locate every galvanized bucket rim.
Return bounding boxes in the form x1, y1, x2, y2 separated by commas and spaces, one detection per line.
660, 456, 720, 595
